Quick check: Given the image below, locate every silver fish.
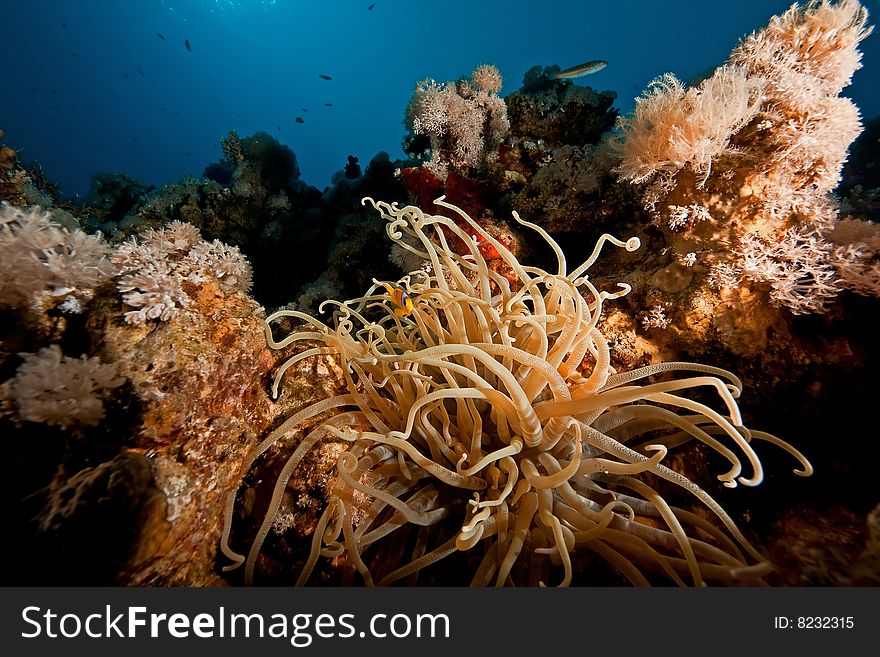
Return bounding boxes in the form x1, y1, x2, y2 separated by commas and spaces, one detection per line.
549, 60, 607, 79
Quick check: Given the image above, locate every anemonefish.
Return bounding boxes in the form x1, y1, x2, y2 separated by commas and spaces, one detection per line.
381, 282, 414, 317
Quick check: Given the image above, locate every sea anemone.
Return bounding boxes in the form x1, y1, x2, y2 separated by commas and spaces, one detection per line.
221, 197, 811, 586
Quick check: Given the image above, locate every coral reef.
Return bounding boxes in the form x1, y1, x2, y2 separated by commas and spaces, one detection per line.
233, 131, 301, 199
293, 152, 409, 312
222, 198, 811, 586
503, 142, 640, 234
0, 128, 28, 204
507, 65, 619, 147
85, 172, 151, 225
404, 64, 510, 179
399, 63, 634, 241
2, 0, 877, 590
613, 0, 878, 315
77, 265, 280, 585
2, 203, 274, 585
0, 129, 68, 210
220, 129, 245, 165
495, 66, 631, 235
83, 133, 407, 313
112, 220, 252, 324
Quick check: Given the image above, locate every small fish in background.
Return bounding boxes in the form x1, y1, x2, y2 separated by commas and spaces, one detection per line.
137, 68, 144, 76
368, 2, 376, 9
548, 59, 608, 79
124, 72, 129, 79
323, 102, 333, 107
184, 39, 191, 52
62, 22, 68, 28
319, 73, 332, 80
295, 117, 304, 124
68, 51, 80, 58
301, 107, 308, 112
276, 126, 281, 131
380, 282, 414, 318
156, 32, 165, 40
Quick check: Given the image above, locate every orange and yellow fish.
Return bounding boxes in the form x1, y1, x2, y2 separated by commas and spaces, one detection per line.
381, 282, 414, 317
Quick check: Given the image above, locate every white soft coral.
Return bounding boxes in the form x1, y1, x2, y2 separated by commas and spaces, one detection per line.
0, 202, 113, 310
111, 221, 252, 325
1, 345, 124, 429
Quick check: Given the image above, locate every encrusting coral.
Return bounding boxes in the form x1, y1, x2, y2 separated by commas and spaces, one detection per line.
221, 198, 811, 586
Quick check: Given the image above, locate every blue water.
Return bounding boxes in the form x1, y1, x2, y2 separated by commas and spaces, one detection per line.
3, 0, 878, 200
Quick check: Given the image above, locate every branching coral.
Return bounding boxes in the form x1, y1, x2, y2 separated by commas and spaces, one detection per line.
222, 198, 811, 586
220, 130, 245, 165
405, 65, 510, 179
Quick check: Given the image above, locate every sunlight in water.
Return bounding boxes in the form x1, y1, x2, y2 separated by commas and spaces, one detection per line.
160, 0, 278, 18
